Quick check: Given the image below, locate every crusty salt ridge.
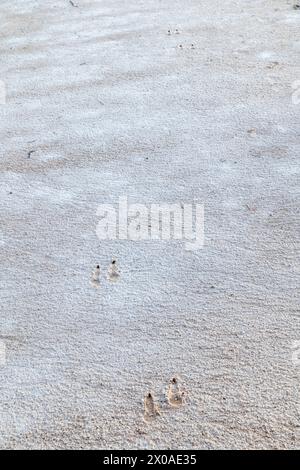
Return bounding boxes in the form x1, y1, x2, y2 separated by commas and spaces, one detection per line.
0, 0, 299, 449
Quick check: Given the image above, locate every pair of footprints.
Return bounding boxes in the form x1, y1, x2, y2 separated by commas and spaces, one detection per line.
144, 377, 186, 422
91, 260, 119, 288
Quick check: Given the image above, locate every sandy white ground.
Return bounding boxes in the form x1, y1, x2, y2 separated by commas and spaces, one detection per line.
0, 0, 299, 449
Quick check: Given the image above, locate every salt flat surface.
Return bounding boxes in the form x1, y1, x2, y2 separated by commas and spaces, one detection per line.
0, 0, 299, 449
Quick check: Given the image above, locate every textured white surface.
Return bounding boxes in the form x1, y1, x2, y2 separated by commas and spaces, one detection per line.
0, 0, 299, 449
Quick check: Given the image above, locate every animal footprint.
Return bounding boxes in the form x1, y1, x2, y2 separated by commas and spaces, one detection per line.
167, 377, 185, 407
144, 392, 160, 422
247, 128, 257, 137
91, 265, 101, 288
107, 259, 120, 282
178, 44, 195, 50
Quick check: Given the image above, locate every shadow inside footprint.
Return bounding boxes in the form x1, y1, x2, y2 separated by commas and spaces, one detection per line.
167, 377, 185, 407
144, 392, 160, 422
